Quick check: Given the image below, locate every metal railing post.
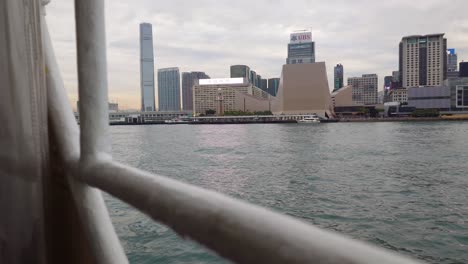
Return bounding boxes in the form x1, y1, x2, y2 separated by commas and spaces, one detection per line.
75, 0, 110, 159
74, 0, 128, 263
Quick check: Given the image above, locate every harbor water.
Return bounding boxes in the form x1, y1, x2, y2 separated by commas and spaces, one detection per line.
106, 122, 468, 264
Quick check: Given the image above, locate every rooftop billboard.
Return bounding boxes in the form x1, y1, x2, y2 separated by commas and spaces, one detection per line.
199, 78, 244, 85
290, 31, 312, 44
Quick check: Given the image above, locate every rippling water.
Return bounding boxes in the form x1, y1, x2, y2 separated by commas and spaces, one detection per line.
106, 122, 468, 264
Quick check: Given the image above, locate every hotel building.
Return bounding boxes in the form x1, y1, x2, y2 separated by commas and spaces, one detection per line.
193, 78, 270, 115
399, 34, 447, 88
347, 74, 378, 105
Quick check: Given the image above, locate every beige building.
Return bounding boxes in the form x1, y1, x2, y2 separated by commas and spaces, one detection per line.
271, 62, 333, 117
400, 34, 446, 88
389, 88, 408, 103
234, 93, 270, 113
347, 74, 378, 105
193, 79, 269, 115
331, 85, 360, 107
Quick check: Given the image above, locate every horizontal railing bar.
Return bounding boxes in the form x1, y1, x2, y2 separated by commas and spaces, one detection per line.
78, 159, 425, 264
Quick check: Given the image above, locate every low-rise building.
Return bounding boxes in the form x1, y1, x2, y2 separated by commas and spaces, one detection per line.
389, 88, 408, 103
384, 102, 400, 117
331, 85, 356, 108
407, 86, 450, 110
447, 71, 460, 78
332, 85, 373, 117
193, 78, 269, 115
455, 85, 468, 108
234, 93, 270, 113
108, 102, 119, 113
383, 102, 415, 117
444, 77, 468, 110
109, 111, 191, 124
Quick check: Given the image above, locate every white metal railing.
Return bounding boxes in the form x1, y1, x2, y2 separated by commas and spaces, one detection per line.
42, 2, 127, 262
42, 0, 425, 263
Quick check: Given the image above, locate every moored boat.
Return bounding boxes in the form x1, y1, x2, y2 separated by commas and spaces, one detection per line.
298, 115, 321, 123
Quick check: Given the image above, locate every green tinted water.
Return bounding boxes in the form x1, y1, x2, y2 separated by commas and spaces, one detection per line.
107, 122, 468, 263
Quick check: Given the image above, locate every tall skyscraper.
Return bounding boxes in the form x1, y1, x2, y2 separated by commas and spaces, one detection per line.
447, 48, 458, 72
139, 23, 156, 111
181, 72, 191, 110
391, 71, 401, 88
286, 31, 315, 64
158, 67, 181, 111
182, 71, 210, 111
261, 79, 268, 91
348, 74, 378, 105
250, 70, 257, 87
230, 65, 251, 83
333, 64, 344, 91
392, 71, 400, 82
399, 34, 447, 88
267, 78, 280, 96
256, 75, 262, 88
230, 65, 270, 88
460, 62, 468, 78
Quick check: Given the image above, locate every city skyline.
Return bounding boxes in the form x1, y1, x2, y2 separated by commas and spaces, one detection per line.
45, 0, 468, 110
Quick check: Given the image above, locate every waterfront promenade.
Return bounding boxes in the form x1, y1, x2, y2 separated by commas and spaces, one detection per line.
339, 116, 468, 122
108, 115, 468, 125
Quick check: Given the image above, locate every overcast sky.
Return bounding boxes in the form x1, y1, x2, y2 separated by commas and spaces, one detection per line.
45, 0, 468, 110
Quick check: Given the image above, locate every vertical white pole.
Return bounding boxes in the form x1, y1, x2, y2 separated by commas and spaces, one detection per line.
76, 0, 110, 160
74, 0, 128, 263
